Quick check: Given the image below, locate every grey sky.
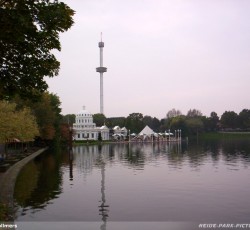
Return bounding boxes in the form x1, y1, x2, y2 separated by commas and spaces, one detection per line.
47, 0, 250, 119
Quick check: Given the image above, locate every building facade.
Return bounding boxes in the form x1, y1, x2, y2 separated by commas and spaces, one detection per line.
73, 106, 109, 141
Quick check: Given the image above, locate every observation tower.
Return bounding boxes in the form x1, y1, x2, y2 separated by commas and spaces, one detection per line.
96, 33, 107, 114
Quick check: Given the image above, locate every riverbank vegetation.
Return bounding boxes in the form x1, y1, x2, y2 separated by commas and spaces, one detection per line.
200, 131, 250, 140
0, 0, 74, 151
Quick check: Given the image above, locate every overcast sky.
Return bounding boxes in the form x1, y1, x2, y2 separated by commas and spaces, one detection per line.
47, 0, 250, 119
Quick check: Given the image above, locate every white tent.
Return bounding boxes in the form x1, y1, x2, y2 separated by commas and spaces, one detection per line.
139, 125, 155, 136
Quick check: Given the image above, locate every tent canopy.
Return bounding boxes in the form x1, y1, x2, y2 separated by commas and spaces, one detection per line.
139, 125, 155, 136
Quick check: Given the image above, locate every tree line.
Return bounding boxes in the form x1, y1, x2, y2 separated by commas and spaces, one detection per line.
62, 108, 250, 137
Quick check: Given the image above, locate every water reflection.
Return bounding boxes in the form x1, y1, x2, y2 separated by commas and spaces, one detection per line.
69, 147, 73, 181
14, 151, 63, 215
72, 142, 188, 174
96, 145, 109, 230
14, 139, 250, 222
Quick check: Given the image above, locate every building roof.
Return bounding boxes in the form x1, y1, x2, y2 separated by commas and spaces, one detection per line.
100, 125, 109, 130
76, 106, 92, 117
139, 125, 155, 136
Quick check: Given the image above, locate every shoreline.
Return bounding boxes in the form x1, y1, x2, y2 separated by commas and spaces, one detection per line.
0, 147, 48, 221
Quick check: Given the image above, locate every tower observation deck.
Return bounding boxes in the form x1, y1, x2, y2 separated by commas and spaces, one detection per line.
96, 34, 107, 114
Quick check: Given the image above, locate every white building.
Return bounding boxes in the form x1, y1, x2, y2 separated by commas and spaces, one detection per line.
73, 106, 109, 141
112, 126, 128, 140
113, 126, 128, 136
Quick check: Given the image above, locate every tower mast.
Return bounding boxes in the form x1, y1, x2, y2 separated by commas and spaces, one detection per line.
96, 33, 107, 114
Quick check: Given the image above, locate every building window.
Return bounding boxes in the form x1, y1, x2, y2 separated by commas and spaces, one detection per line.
78, 134, 80, 138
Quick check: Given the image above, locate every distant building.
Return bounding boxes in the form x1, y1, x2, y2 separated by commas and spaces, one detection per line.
112, 126, 128, 140
73, 106, 109, 141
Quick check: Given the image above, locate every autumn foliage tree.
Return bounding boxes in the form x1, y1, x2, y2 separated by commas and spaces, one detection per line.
0, 101, 39, 143
12, 92, 62, 141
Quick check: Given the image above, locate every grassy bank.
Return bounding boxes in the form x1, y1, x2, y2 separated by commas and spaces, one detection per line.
200, 132, 250, 140
73, 140, 114, 146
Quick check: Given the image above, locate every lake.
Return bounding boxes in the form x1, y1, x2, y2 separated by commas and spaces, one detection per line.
13, 139, 250, 230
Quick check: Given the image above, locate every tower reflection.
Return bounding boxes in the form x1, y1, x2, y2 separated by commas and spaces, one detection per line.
96, 145, 109, 230
69, 147, 73, 181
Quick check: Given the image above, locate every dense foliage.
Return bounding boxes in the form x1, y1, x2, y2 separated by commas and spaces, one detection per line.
0, 0, 74, 99
0, 92, 63, 145
12, 92, 62, 141
0, 100, 39, 142
0, 0, 74, 146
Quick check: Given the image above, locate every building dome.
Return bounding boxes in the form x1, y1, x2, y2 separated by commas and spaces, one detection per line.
74, 106, 95, 128
76, 106, 92, 118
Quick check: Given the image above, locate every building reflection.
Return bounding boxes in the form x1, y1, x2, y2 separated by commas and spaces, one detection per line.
72, 142, 186, 176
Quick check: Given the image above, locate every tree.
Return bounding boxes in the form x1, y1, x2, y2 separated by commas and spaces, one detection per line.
0, 0, 74, 99
98, 132, 102, 142
187, 109, 203, 117
185, 117, 204, 136
93, 113, 106, 127
0, 100, 39, 143
142, 115, 160, 132
106, 117, 126, 128
166, 108, 182, 119
12, 92, 62, 140
169, 115, 188, 136
220, 111, 239, 129
61, 114, 75, 125
238, 109, 250, 130
126, 113, 144, 134
32, 93, 62, 140
204, 112, 219, 131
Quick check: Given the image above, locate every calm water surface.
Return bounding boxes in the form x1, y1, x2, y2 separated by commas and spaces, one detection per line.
14, 139, 250, 225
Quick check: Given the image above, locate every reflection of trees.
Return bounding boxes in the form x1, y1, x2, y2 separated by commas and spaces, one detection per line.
123, 144, 145, 169
167, 140, 221, 168
14, 150, 63, 211
15, 140, 250, 212
14, 140, 250, 221
220, 139, 250, 162
14, 161, 40, 206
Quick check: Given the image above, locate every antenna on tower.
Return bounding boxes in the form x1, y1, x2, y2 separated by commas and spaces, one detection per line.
101, 32, 102, 42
